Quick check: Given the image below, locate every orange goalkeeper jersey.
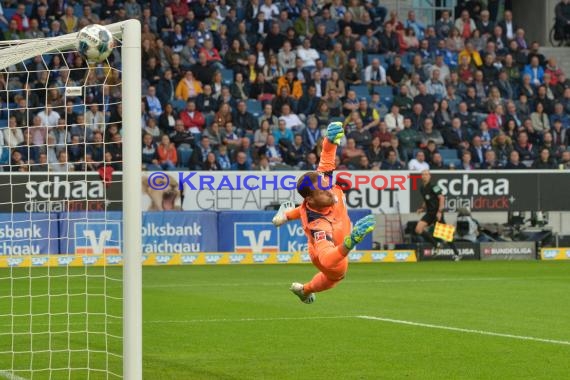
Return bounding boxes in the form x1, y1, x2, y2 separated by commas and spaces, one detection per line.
285, 139, 351, 259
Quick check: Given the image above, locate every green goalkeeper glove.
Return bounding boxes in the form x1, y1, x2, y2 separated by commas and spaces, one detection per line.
326, 121, 345, 145
344, 215, 376, 250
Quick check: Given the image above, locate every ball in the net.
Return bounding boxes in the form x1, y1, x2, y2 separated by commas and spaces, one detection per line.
76, 24, 115, 63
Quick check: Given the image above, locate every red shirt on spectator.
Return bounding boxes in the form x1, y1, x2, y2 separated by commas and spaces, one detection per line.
199, 46, 222, 63
169, 0, 189, 19
485, 112, 505, 130
157, 143, 178, 165
180, 110, 206, 132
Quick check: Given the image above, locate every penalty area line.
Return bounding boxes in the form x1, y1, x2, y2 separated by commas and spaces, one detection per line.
0, 370, 29, 380
357, 315, 570, 346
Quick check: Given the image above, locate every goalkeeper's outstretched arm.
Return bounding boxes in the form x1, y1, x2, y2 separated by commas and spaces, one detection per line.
317, 121, 344, 176
272, 201, 300, 227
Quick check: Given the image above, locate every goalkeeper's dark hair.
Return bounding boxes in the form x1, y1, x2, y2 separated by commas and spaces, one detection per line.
296, 172, 321, 198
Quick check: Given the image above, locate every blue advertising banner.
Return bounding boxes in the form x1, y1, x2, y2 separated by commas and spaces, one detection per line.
218, 210, 373, 254
59, 211, 218, 254
0, 213, 58, 255
141, 211, 217, 253
59, 212, 122, 255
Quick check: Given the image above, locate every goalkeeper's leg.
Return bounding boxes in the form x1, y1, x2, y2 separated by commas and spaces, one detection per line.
304, 258, 348, 294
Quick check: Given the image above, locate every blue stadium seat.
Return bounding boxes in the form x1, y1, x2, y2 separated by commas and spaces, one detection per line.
377, 86, 393, 98
220, 68, 233, 85
204, 113, 214, 128
246, 99, 262, 117
376, 85, 394, 106
439, 148, 459, 161
352, 85, 370, 99
0, 119, 8, 128
3, 9, 16, 22
368, 54, 387, 68
72, 104, 85, 114
171, 99, 187, 112
42, 54, 53, 66
444, 158, 461, 168
177, 148, 193, 168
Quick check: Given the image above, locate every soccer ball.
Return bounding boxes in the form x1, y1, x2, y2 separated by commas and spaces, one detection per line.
76, 24, 115, 63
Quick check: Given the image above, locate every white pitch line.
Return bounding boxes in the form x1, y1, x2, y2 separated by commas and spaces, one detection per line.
3, 315, 570, 348
142, 276, 561, 289
0, 315, 354, 328
357, 315, 570, 346
0, 370, 28, 380
142, 315, 354, 324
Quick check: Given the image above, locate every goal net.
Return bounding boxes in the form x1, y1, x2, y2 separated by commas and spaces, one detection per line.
0, 21, 141, 379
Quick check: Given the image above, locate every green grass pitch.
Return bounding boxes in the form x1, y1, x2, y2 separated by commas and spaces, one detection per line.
1, 261, 570, 379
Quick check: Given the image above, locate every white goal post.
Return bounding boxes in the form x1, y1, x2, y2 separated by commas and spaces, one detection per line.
120, 20, 142, 380
0, 19, 142, 379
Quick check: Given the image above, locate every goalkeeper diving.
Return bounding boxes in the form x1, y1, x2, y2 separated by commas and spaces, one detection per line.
272, 122, 376, 304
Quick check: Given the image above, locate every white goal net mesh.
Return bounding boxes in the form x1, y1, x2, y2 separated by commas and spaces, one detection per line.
0, 27, 126, 379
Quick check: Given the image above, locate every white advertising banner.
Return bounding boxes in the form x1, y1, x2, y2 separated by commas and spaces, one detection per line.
165, 171, 412, 214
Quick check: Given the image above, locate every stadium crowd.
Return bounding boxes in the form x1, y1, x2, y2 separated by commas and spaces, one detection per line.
1, 0, 570, 173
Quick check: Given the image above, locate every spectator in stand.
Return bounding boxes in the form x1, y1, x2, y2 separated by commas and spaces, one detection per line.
364, 58, 386, 91
459, 150, 474, 170
214, 102, 232, 128
514, 131, 537, 163
230, 72, 249, 101
216, 144, 232, 170
326, 42, 348, 71
220, 122, 241, 151
551, 120, 568, 148
169, 120, 194, 150
191, 52, 215, 85
341, 138, 365, 167
203, 152, 221, 171
436, 10, 454, 39
504, 150, 527, 169
381, 149, 404, 170
480, 149, 503, 169
202, 122, 223, 148
532, 148, 557, 169
398, 116, 421, 161
279, 104, 304, 131
367, 136, 384, 167
175, 70, 202, 101
430, 152, 447, 169
3, 117, 24, 148
386, 55, 408, 88
559, 151, 570, 170
142, 133, 161, 170
408, 150, 430, 171
530, 102, 551, 133
404, 10, 425, 40
498, 10, 517, 41
50, 151, 74, 172
523, 56, 544, 87
231, 151, 252, 171
455, 10, 476, 39
277, 70, 303, 101
420, 119, 444, 147
189, 135, 212, 169
200, 38, 223, 69
271, 116, 293, 144
179, 100, 205, 133
348, 117, 372, 150
233, 100, 258, 136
